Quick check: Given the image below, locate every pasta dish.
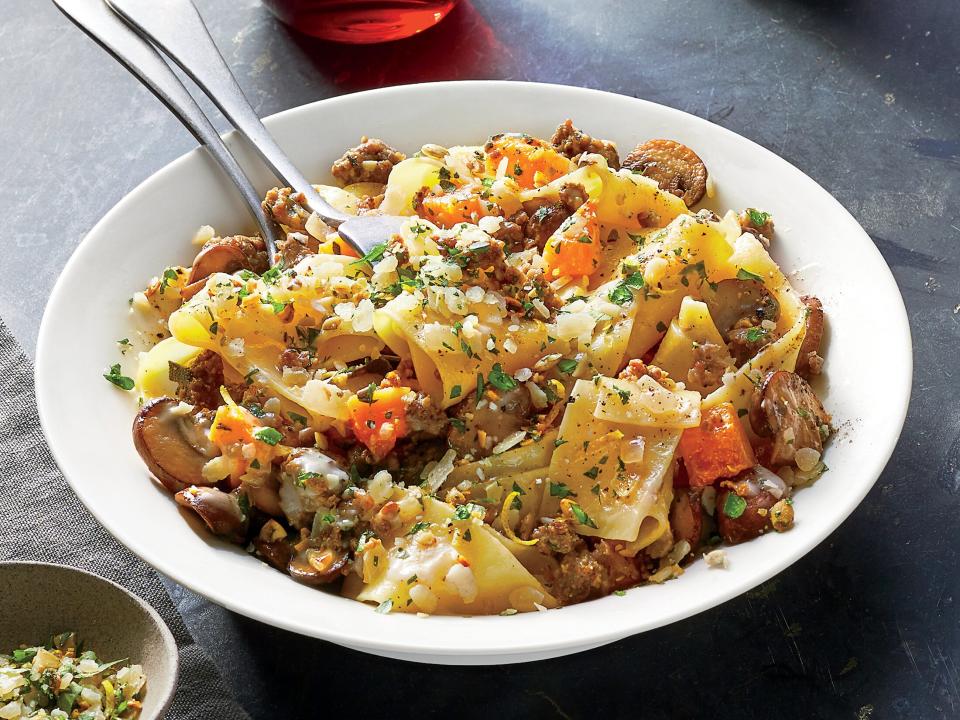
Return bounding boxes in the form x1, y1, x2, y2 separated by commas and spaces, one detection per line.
115, 121, 831, 615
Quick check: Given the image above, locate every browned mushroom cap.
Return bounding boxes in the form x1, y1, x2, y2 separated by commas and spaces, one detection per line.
795, 295, 825, 378
622, 139, 708, 206
703, 279, 780, 338
716, 486, 779, 545
749, 371, 832, 467
132, 398, 219, 493
175, 486, 249, 543
669, 488, 703, 555
253, 519, 293, 570
181, 235, 270, 299
287, 546, 349, 586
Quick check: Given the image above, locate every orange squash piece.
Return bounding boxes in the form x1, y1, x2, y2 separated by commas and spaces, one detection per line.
347, 385, 410, 459
678, 402, 756, 487
484, 134, 572, 190
542, 201, 601, 279
421, 188, 498, 228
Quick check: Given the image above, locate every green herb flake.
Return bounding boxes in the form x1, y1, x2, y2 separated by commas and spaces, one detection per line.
297, 471, 320, 487
549, 481, 574, 498
487, 363, 518, 391
453, 503, 485, 520
450, 384, 462, 399
747, 209, 770, 228
570, 503, 599, 529
583, 466, 600, 480
557, 358, 578, 375
103, 364, 134, 391
723, 493, 748, 519
608, 272, 645, 305
745, 327, 767, 343
613, 589, 626, 596
253, 426, 283, 446
351, 242, 387, 268
736, 268, 764, 282
406, 521, 431, 536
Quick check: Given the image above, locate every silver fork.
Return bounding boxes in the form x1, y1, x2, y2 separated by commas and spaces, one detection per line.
55, 0, 404, 259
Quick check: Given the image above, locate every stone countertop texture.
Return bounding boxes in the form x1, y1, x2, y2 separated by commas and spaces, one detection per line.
2, 0, 958, 717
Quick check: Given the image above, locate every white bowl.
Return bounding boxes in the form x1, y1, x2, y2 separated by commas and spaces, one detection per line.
36, 81, 911, 665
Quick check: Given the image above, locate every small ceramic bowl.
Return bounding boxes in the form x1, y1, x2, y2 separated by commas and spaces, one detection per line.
0, 562, 178, 719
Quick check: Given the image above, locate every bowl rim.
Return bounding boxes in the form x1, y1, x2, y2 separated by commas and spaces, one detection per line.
35, 80, 913, 661
0, 560, 179, 717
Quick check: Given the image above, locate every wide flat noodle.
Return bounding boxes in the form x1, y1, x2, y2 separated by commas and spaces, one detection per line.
541, 379, 679, 543
342, 498, 556, 614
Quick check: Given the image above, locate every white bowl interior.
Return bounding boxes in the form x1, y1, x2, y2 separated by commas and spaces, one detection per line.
36, 82, 911, 664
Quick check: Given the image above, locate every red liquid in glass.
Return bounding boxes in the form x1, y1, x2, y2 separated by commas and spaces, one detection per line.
262, 0, 458, 43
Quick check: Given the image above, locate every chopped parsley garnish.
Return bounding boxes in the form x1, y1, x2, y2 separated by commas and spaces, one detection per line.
487, 363, 518, 391
253, 426, 283, 446
103, 364, 134, 391
570, 502, 599, 529
512, 481, 526, 496
475, 373, 486, 406
722, 493, 747, 519
244, 368, 260, 385
736, 268, 764, 282
261, 262, 284, 285
406, 521, 431, 535
450, 417, 467, 433
453, 503, 485, 520
437, 166, 457, 192
450, 385, 462, 399
613, 589, 626, 596
747, 209, 770, 228
554, 438, 568, 447
351, 242, 387, 268
296, 471, 320, 488
608, 272, 646, 305
583, 466, 600, 480
591, 483, 601, 497
615, 387, 631, 404
745, 327, 767, 343
557, 358, 578, 375
159, 267, 179, 293
357, 382, 379, 404
549, 481, 574, 498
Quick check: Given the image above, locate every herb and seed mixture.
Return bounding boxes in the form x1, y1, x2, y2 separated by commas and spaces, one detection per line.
112, 121, 831, 614
0, 633, 145, 719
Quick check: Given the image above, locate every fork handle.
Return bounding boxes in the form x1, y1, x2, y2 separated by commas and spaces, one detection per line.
106, 0, 352, 235
52, 0, 281, 258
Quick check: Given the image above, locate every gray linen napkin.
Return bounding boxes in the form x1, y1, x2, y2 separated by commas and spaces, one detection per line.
0, 318, 250, 720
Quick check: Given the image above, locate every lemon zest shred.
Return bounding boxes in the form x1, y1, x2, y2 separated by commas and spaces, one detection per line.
500, 491, 538, 546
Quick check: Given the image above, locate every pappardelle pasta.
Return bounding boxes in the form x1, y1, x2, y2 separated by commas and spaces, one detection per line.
118, 122, 831, 614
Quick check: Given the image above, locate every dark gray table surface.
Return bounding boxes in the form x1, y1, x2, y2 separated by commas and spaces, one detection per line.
4, 0, 958, 717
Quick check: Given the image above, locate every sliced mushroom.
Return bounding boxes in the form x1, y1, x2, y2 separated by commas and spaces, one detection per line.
749, 371, 832, 467
669, 489, 703, 555
253, 519, 293, 570
174, 486, 249, 543
181, 235, 270, 299
287, 546, 349, 586
132, 398, 219, 493
716, 486, 779, 545
447, 386, 533, 459
795, 295, 825, 378
703, 279, 780, 339
622, 139, 708, 206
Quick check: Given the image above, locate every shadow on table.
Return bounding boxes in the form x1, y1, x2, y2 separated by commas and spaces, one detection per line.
268, 1, 510, 92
